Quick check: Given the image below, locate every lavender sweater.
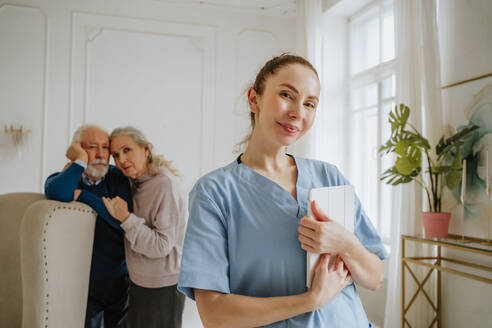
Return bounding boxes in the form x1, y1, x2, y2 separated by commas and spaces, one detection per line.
121, 166, 187, 288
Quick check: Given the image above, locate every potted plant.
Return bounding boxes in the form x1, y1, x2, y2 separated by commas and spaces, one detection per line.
378, 104, 478, 238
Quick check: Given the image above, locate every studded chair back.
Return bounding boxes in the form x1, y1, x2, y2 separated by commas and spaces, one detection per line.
19, 199, 96, 328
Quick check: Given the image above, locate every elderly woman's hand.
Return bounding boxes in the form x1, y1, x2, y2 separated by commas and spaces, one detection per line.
73, 189, 81, 201
103, 196, 130, 223
298, 201, 356, 255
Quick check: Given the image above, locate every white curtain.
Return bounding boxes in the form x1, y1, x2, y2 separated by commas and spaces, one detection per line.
294, 0, 323, 158
384, 0, 443, 327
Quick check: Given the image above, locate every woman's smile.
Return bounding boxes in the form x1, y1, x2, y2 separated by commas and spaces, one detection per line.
278, 122, 300, 134
122, 165, 133, 172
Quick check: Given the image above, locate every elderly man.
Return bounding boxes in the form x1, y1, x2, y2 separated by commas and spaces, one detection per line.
45, 125, 132, 328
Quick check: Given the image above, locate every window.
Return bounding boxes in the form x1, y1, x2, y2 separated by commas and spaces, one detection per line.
348, 0, 395, 243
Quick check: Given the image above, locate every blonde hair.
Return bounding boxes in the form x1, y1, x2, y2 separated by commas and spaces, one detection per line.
110, 126, 180, 177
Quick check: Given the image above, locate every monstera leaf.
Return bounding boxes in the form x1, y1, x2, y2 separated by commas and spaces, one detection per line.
378, 104, 476, 213
381, 165, 420, 185
379, 104, 430, 154
389, 104, 410, 135
394, 141, 421, 175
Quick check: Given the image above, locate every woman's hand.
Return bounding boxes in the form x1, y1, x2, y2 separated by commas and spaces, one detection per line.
102, 196, 130, 222
308, 254, 351, 309
193, 255, 351, 328
300, 201, 384, 291
73, 189, 81, 201
298, 200, 356, 255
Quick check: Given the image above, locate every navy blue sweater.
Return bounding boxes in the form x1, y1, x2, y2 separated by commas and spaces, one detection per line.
45, 163, 132, 281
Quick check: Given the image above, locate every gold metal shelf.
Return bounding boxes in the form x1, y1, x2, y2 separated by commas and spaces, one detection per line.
401, 234, 492, 328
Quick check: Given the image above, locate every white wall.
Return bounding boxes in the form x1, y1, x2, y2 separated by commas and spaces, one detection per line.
438, 0, 492, 327
0, 0, 296, 194
0, 1, 296, 326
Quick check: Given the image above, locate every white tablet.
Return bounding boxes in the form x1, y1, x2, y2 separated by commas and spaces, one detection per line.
306, 185, 354, 288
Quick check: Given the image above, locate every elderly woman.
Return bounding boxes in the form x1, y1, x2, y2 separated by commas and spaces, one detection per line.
76, 126, 187, 328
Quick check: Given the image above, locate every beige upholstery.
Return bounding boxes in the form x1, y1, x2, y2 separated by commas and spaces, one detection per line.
0, 193, 97, 328
0, 193, 45, 327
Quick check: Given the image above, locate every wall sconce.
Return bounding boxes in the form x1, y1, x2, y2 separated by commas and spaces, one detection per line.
4, 124, 31, 147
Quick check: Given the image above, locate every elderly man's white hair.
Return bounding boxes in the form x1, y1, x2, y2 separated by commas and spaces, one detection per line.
72, 124, 108, 143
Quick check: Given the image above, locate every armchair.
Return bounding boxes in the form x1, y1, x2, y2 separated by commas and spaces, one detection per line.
0, 192, 97, 328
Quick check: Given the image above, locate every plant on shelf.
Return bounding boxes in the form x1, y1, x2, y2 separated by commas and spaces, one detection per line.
378, 104, 478, 238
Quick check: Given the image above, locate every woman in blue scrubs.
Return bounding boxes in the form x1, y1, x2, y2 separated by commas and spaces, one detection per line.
178, 54, 387, 327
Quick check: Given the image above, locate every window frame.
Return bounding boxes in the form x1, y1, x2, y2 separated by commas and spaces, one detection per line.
347, 0, 396, 244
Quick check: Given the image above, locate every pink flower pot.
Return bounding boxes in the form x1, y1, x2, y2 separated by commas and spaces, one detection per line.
421, 212, 451, 239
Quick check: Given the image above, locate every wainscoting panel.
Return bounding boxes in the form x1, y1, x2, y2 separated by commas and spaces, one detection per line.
71, 12, 217, 190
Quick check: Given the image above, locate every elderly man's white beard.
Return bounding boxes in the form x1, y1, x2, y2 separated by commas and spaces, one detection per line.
85, 159, 109, 180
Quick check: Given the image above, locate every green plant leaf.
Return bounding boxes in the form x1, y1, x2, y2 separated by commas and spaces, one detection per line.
432, 165, 453, 174
388, 104, 410, 136
436, 125, 479, 160
391, 176, 414, 185
394, 140, 410, 156
445, 170, 462, 190
378, 140, 395, 154
396, 156, 418, 175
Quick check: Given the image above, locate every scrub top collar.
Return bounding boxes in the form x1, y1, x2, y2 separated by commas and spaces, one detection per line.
235, 153, 309, 218
235, 153, 294, 164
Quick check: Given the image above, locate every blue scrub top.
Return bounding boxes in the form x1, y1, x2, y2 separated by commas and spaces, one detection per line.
178, 156, 388, 327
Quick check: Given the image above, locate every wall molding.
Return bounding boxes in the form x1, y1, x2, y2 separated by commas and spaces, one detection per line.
70, 11, 218, 174
67, 10, 219, 146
